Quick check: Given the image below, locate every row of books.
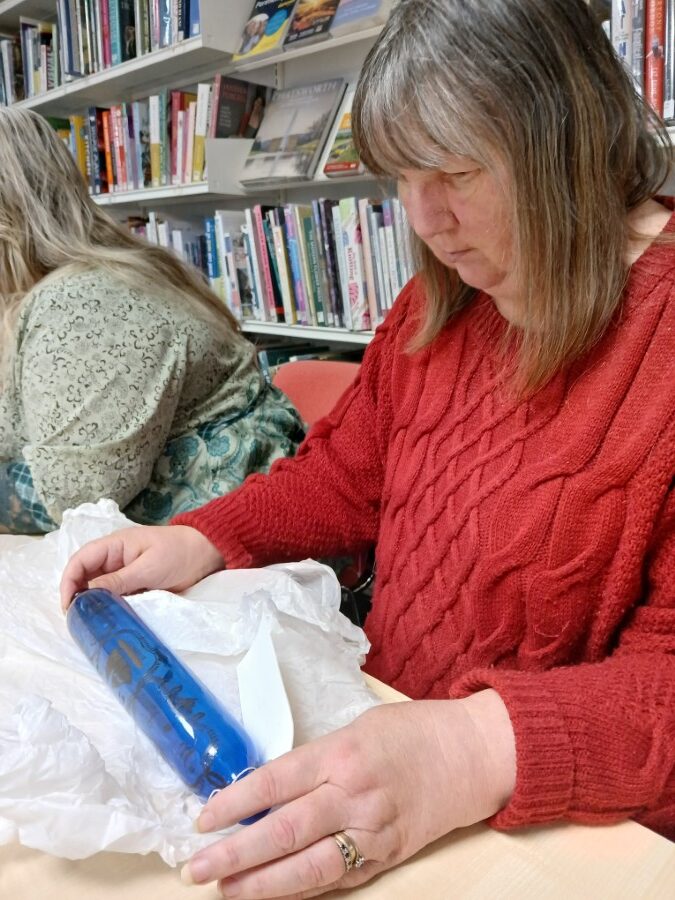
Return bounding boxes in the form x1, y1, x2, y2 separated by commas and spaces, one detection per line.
232, 0, 392, 61
133, 197, 414, 331
610, 0, 675, 122
50, 75, 270, 194
0, 0, 201, 103
50, 71, 364, 197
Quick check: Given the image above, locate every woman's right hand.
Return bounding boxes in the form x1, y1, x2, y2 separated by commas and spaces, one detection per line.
59, 525, 225, 611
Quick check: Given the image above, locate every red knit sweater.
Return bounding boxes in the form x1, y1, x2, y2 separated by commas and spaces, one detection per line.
175, 215, 675, 838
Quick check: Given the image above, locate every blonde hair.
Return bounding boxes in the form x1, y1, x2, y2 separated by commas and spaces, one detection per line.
0, 107, 240, 384
353, 0, 674, 392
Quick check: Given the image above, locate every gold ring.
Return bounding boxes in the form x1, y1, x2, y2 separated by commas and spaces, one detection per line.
332, 831, 366, 872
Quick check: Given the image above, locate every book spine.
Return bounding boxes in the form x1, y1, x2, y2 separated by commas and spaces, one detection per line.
108, 0, 122, 66
86, 107, 101, 193
170, 90, 182, 185
99, 0, 111, 67
270, 213, 296, 325
252, 205, 280, 320
317, 199, 341, 327
192, 82, 210, 182
631, 0, 646, 99
293, 206, 318, 325
301, 211, 326, 326
311, 200, 334, 327
223, 232, 242, 319
331, 202, 352, 329
645, 0, 666, 115
612, 0, 633, 75
262, 218, 285, 321
367, 207, 386, 318
664, 0, 674, 119
204, 216, 220, 292
240, 224, 263, 320
158, 89, 169, 185
339, 196, 370, 330
100, 109, 114, 190
357, 197, 380, 328
149, 94, 161, 187
283, 205, 308, 325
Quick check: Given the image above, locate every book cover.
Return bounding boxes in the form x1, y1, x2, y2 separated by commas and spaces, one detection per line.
209, 75, 250, 138
241, 78, 345, 184
232, 0, 297, 61
283, 0, 339, 48
321, 84, 364, 176
330, 0, 391, 37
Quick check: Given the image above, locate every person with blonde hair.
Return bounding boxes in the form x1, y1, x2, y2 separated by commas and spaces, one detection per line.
62, 0, 674, 895
0, 107, 304, 533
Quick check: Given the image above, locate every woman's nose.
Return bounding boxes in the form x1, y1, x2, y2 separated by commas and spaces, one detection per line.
402, 185, 456, 239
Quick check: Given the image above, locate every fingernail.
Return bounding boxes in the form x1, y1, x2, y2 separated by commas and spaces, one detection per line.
196, 810, 216, 833
220, 877, 241, 898
180, 856, 212, 885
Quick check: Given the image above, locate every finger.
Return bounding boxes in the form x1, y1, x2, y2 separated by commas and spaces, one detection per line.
59, 537, 127, 610
187, 784, 344, 884
197, 743, 328, 832
213, 836, 378, 900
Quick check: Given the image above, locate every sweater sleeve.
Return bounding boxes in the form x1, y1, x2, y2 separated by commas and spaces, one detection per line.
452, 484, 675, 838
171, 284, 408, 566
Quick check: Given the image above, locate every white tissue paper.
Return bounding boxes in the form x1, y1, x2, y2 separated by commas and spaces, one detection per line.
0, 500, 379, 864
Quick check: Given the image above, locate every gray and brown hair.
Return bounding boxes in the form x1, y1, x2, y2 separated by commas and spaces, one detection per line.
353, 0, 673, 391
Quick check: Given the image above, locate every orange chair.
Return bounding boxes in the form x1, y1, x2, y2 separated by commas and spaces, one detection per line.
272, 359, 360, 427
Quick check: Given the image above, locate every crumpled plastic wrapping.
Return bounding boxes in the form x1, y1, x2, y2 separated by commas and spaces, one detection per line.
0, 500, 379, 864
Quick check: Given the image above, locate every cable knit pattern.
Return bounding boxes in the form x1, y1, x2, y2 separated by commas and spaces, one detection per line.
174, 215, 675, 837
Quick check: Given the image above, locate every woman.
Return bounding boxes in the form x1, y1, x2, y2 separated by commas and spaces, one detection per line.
61, 0, 674, 895
0, 107, 304, 534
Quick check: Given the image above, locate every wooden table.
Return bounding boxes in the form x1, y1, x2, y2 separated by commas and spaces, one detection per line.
0, 536, 673, 898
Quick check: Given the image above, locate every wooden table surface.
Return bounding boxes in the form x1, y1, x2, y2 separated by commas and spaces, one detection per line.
0, 535, 673, 898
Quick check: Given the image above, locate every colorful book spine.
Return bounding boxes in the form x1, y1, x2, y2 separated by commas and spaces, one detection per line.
645, 0, 666, 115
338, 196, 370, 330
284, 204, 309, 325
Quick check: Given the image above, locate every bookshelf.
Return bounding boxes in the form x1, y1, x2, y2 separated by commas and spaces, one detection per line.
2, 1, 673, 347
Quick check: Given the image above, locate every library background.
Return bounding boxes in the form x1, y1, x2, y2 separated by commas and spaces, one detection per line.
0, 0, 674, 371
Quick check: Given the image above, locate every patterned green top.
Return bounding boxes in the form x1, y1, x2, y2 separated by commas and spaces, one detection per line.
0, 267, 304, 532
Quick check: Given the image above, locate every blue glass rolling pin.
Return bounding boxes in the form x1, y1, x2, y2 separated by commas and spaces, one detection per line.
67, 587, 264, 816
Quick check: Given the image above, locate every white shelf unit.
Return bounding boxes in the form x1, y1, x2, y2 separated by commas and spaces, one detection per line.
241, 322, 374, 347
0, 0, 54, 28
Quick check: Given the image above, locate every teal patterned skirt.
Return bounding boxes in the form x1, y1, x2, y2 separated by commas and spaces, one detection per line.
125, 384, 305, 525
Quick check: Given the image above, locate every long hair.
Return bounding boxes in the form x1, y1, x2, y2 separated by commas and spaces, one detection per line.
353, 0, 673, 392
0, 107, 240, 384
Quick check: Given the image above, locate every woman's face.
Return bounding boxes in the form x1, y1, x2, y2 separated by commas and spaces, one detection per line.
398, 157, 521, 315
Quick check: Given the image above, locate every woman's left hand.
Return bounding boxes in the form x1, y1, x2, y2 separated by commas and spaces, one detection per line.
181, 690, 516, 898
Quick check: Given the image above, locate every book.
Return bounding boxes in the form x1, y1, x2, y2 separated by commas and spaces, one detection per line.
208, 75, 250, 138
611, 0, 633, 75
320, 83, 364, 176
240, 78, 345, 184
630, 1, 646, 94
645, 0, 666, 115
232, 0, 298, 61
330, 0, 391, 37
664, 0, 674, 120
283, 0, 340, 48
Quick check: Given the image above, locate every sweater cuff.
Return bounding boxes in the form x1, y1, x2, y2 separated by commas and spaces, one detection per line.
452, 669, 575, 829
171, 495, 255, 570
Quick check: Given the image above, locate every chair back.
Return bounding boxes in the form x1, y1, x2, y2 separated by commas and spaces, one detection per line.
272, 360, 360, 426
